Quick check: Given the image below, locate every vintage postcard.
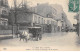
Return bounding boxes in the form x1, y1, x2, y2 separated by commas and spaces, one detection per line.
0, 0, 80, 51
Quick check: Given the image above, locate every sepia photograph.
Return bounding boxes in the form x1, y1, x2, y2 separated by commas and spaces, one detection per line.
0, 0, 80, 51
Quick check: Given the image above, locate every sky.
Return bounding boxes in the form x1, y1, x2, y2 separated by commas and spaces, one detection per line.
8, 0, 77, 24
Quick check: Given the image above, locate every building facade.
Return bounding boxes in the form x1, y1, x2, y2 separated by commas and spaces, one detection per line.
74, 0, 80, 36
74, 12, 79, 36
0, 0, 9, 28
10, 11, 57, 33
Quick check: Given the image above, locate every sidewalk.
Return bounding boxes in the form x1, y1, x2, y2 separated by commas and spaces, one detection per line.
0, 34, 13, 40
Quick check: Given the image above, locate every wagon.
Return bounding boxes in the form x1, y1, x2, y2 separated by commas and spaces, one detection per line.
28, 27, 42, 41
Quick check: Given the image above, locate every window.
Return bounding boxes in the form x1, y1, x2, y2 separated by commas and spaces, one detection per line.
44, 20, 45, 24
36, 17, 38, 23
34, 16, 37, 23
38, 17, 40, 24
42, 18, 43, 24
47, 20, 49, 24
2, 10, 7, 15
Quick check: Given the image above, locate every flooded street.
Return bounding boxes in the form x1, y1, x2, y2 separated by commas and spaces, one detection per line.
0, 32, 80, 51
0, 0, 80, 51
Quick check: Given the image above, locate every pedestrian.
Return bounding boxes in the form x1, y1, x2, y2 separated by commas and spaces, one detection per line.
65, 25, 68, 32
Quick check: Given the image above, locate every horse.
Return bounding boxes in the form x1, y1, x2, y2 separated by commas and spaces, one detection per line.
18, 31, 28, 42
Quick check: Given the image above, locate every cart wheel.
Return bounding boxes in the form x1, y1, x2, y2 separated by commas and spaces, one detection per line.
39, 34, 42, 40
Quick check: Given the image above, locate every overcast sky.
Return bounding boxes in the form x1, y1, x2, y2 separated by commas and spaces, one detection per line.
8, 0, 77, 24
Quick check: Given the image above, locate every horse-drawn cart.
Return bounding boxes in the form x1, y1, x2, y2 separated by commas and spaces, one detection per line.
28, 27, 42, 41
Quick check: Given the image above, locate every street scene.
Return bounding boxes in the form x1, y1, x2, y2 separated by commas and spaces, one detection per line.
0, 32, 80, 51
0, 0, 80, 51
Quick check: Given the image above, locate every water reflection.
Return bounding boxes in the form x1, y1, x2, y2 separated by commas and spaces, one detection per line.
45, 32, 80, 48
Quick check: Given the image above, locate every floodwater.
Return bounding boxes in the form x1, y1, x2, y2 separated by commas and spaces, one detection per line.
0, 32, 80, 51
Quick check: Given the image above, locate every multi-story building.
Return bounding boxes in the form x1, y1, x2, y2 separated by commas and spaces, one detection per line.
0, 0, 9, 28
10, 10, 57, 32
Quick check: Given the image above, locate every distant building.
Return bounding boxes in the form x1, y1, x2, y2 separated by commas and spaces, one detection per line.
74, 12, 79, 35
74, 2, 80, 36
74, 13, 79, 23
31, 3, 74, 32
